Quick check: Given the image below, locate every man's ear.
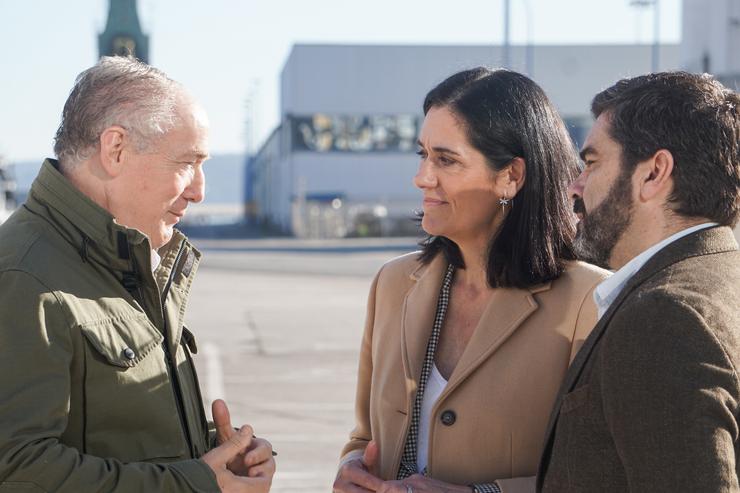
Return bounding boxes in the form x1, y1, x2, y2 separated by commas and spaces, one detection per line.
99, 126, 127, 178
637, 149, 674, 203
496, 157, 526, 198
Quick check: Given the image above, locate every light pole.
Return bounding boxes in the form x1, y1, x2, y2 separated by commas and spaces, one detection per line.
524, 0, 534, 77
503, 0, 511, 69
630, 0, 660, 72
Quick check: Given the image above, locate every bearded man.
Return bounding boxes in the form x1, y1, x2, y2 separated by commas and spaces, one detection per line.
537, 72, 740, 492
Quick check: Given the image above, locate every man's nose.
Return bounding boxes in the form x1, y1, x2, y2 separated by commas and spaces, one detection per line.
568, 170, 586, 200
184, 166, 205, 204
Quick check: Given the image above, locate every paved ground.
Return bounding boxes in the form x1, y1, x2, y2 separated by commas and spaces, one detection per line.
184, 242, 416, 492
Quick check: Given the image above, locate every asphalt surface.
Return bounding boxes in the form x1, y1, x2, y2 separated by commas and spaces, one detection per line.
185, 241, 416, 492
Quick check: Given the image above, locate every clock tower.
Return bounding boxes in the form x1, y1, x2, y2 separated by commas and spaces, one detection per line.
98, 0, 150, 63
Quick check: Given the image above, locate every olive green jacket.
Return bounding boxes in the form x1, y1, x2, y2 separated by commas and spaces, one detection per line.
0, 160, 219, 492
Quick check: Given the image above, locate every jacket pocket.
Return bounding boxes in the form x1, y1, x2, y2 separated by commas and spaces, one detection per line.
80, 314, 164, 367
560, 384, 590, 414
79, 315, 188, 462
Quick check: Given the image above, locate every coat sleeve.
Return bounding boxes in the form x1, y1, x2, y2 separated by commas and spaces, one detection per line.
568, 275, 605, 364
0, 270, 219, 493
599, 290, 740, 490
339, 268, 382, 465
499, 270, 605, 493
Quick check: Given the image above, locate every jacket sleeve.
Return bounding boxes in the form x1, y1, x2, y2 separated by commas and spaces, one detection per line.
339, 268, 382, 465
0, 270, 219, 493
599, 290, 740, 490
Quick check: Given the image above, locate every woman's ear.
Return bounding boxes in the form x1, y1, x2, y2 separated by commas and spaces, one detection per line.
496, 157, 526, 198
98, 126, 127, 178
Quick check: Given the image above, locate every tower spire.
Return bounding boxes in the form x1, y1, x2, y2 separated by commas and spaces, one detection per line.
98, 0, 149, 63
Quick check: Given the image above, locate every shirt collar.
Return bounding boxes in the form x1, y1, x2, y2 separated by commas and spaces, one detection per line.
594, 222, 718, 319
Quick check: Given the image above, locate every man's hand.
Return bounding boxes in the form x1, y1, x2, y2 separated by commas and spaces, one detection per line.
333, 440, 383, 492
201, 425, 271, 493
212, 399, 276, 481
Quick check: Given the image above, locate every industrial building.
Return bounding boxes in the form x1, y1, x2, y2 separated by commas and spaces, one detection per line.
247, 43, 680, 237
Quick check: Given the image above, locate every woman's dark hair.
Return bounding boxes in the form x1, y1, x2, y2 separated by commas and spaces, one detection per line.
417, 67, 579, 288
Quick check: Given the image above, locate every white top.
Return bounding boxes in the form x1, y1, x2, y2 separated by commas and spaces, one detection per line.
416, 363, 448, 473
594, 222, 718, 319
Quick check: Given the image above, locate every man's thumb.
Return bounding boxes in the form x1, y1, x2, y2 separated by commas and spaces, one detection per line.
215, 425, 253, 462
212, 399, 234, 444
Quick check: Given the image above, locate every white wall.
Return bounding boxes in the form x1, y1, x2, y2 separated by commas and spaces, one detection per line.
291, 152, 418, 203
681, 0, 740, 74
262, 42, 693, 233
281, 44, 680, 119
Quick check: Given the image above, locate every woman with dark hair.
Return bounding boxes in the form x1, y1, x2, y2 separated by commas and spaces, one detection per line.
333, 68, 609, 493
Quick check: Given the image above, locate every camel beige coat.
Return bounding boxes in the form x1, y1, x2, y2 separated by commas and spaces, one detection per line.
340, 252, 609, 493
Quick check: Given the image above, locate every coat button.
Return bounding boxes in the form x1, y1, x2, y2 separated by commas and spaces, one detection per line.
440, 410, 456, 426
123, 348, 136, 360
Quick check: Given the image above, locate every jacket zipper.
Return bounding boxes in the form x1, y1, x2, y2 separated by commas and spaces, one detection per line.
158, 240, 196, 457
125, 238, 194, 458
182, 330, 211, 450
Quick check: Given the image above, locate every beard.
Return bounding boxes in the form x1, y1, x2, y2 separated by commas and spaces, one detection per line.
572, 170, 633, 270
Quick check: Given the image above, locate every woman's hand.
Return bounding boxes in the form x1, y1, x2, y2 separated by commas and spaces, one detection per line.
333, 441, 384, 493
376, 475, 473, 493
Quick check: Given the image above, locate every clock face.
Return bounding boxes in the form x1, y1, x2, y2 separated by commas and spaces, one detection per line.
112, 36, 136, 57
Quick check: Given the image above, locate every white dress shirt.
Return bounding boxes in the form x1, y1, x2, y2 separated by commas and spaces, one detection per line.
594, 223, 718, 319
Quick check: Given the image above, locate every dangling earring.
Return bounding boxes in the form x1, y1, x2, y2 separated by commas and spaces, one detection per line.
499, 194, 510, 213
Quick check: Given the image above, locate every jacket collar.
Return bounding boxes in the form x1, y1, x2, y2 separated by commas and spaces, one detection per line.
27, 159, 151, 273
537, 225, 739, 488
561, 225, 738, 398
27, 160, 198, 282
401, 252, 551, 395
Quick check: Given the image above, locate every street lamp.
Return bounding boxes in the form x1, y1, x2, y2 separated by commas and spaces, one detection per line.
503, 0, 511, 69
630, 0, 661, 72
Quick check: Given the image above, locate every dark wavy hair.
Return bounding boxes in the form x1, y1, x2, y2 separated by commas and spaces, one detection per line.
591, 71, 739, 227
417, 68, 580, 288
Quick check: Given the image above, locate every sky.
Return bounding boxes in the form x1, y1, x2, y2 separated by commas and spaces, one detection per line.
0, 0, 682, 163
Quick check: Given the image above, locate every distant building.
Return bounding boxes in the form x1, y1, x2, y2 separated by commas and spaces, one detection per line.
0, 158, 17, 225
682, 0, 739, 241
248, 43, 680, 238
682, 0, 740, 89
98, 0, 149, 63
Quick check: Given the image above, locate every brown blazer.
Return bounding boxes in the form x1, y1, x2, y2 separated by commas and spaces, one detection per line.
341, 252, 609, 493
537, 226, 740, 492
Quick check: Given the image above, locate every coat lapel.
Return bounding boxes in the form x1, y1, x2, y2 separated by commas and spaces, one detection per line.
537, 258, 664, 485
442, 284, 547, 396
537, 226, 739, 488
401, 254, 447, 392
401, 256, 551, 396
556, 227, 739, 401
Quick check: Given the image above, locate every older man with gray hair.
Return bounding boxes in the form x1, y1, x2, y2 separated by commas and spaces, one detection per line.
0, 57, 275, 492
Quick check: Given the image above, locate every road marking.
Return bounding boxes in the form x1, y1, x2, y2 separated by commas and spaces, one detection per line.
261, 433, 348, 442
201, 342, 226, 405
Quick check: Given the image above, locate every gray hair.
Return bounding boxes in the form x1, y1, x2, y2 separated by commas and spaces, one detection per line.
53, 56, 186, 168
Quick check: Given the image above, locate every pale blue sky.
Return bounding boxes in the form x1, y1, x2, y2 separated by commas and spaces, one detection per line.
0, 0, 681, 163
